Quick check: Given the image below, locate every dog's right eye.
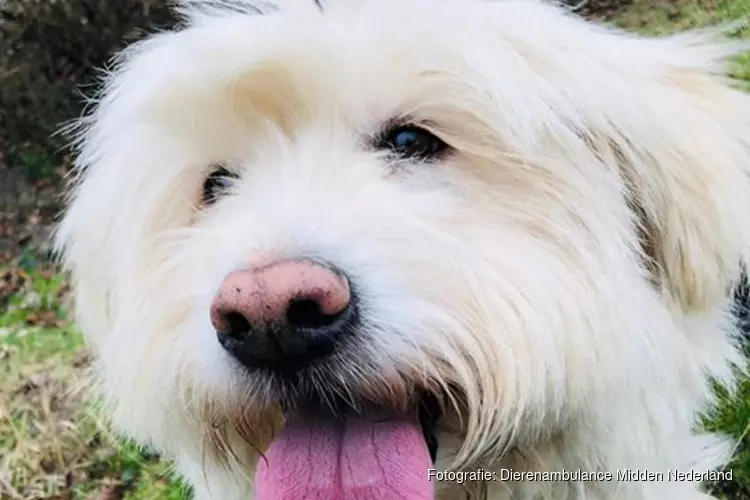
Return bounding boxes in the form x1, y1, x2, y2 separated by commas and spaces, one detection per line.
202, 166, 238, 205
376, 124, 448, 161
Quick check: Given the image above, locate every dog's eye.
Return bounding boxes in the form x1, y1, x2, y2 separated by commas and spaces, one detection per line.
378, 125, 447, 161
202, 166, 238, 205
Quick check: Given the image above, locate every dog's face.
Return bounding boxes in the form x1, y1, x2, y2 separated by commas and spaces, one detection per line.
57, 0, 750, 496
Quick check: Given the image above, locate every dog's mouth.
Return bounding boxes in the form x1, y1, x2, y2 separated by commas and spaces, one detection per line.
254, 392, 442, 499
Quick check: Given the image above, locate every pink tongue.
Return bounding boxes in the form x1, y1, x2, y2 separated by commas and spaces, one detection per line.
255, 413, 434, 500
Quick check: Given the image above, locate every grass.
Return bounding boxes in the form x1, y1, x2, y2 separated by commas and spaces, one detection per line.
1, 0, 750, 498
611, 0, 750, 85
0, 267, 189, 499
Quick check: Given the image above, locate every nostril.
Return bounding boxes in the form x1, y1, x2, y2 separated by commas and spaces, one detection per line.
213, 260, 357, 370
286, 299, 341, 329
223, 311, 252, 339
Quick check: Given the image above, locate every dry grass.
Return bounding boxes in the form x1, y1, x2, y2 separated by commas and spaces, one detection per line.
0, 267, 188, 499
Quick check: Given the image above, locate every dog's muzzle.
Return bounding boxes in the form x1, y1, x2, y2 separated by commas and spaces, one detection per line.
210, 258, 442, 499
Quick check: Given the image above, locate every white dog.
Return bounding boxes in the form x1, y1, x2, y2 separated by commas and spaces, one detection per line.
55, 0, 750, 498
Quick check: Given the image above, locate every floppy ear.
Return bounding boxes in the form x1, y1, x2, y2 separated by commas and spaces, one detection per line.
598, 32, 750, 313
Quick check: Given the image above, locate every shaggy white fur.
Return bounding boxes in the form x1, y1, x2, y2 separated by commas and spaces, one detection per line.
55, 0, 750, 498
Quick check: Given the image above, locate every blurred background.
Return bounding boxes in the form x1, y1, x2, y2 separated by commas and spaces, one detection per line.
1, 0, 749, 499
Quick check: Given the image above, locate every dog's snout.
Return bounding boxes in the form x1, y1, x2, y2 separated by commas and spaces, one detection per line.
211, 259, 355, 370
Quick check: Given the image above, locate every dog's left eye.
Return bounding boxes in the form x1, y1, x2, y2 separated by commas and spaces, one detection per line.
377, 125, 447, 161
202, 166, 238, 205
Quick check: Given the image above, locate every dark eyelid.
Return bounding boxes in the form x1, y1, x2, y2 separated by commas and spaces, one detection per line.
202, 165, 239, 205
207, 164, 238, 177
372, 120, 448, 162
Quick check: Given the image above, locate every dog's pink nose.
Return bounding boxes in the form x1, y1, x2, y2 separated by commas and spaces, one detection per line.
211, 259, 354, 370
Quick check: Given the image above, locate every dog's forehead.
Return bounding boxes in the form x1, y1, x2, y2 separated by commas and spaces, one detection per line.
179, 4, 494, 95
114, 0, 567, 154
103, 0, 656, 166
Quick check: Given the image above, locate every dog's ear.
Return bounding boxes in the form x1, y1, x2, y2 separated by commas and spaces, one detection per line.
596, 32, 750, 313
481, 2, 750, 313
